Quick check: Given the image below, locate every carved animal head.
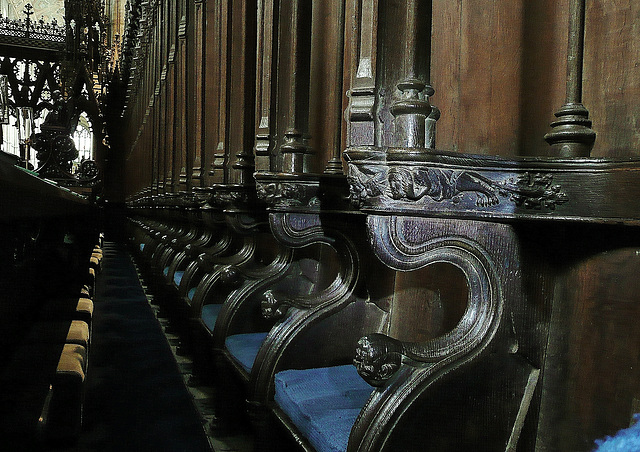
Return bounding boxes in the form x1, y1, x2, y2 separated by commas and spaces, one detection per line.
353, 333, 403, 387
219, 265, 242, 287
261, 289, 288, 320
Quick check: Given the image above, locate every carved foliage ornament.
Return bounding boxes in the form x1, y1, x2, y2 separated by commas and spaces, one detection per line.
210, 189, 250, 207
256, 181, 320, 208
348, 165, 568, 211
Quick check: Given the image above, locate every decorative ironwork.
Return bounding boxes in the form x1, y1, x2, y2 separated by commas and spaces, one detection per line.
0, 75, 9, 125
0, 5, 65, 44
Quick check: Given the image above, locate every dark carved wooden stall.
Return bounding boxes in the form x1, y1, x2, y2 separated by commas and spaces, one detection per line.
112, 0, 640, 450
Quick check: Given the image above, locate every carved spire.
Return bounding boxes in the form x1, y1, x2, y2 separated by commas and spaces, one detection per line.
544, 0, 595, 157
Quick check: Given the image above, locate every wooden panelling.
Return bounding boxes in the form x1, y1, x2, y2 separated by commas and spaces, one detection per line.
431, 0, 568, 157
389, 263, 468, 343
538, 244, 640, 450
585, 1, 640, 158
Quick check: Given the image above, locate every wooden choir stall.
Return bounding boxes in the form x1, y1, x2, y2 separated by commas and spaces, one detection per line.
3, 0, 640, 450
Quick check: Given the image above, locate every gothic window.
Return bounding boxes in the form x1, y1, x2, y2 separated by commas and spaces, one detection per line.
71, 112, 93, 173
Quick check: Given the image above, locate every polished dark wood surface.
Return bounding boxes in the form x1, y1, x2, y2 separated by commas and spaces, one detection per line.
108, 0, 640, 450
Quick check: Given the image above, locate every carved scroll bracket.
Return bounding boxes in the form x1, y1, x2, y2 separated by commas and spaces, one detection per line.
352, 216, 509, 388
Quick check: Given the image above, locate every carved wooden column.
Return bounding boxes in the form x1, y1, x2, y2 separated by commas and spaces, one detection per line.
177, 13, 189, 191
386, 0, 437, 150
544, 0, 595, 157
191, 0, 205, 186
276, 0, 313, 174
311, 0, 347, 174
254, 0, 279, 172
346, 0, 378, 148
347, 0, 438, 151
163, 0, 178, 194
164, 53, 174, 194
226, 0, 257, 185
208, 0, 229, 184
155, 76, 164, 194
148, 84, 156, 196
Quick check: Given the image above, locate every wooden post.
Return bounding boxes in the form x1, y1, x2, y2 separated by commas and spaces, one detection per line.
388, 0, 437, 150
277, 0, 313, 174
544, 0, 595, 157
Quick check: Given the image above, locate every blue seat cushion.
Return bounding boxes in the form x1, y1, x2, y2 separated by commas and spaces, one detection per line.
163, 266, 169, 276
595, 413, 640, 451
188, 287, 197, 301
225, 332, 269, 373
173, 271, 184, 287
139, 243, 145, 251
201, 304, 222, 332
274, 365, 374, 452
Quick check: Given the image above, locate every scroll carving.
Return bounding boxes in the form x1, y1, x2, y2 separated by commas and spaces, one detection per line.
210, 189, 251, 207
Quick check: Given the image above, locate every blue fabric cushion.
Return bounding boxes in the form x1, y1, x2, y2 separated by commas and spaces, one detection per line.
188, 287, 197, 301
274, 365, 373, 452
139, 243, 145, 251
225, 332, 269, 373
173, 271, 184, 287
163, 266, 169, 276
595, 414, 640, 451
201, 304, 222, 332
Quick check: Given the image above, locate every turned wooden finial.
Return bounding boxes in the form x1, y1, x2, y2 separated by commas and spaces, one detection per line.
545, 0, 595, 157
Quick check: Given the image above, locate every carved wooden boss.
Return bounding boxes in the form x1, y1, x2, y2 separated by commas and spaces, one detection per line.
344, 0, 640, 450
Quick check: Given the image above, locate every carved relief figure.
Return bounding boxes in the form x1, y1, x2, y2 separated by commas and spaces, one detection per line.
388, 167, 500, 207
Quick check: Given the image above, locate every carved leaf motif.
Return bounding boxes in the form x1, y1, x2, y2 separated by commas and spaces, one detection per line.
501, 172, 569, 210
256, 182, 318, 207
347, 165, 387, 207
